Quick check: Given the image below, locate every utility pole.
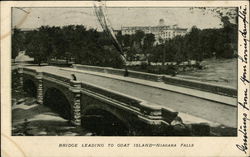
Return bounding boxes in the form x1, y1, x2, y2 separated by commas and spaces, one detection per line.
94, 1, 129, 77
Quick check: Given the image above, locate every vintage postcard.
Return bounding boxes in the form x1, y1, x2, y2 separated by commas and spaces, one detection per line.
1, 0, 249, 156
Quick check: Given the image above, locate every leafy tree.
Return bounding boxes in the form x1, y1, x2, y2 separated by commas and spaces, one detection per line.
12, 28, 25, 60
133, 30, 145, 51
19, 17, 237, 70
123, 34, 132, 47
143, 33, 155, 64
25, 30, 45, 65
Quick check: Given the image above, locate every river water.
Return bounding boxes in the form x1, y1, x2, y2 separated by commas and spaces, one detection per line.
178, 58, 237, 88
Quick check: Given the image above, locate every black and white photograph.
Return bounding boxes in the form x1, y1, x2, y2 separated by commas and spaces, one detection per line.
1, 0, 249, 156
11, 4, 238, 136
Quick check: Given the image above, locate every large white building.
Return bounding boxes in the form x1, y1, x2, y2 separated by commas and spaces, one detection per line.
121, 19, 188, 44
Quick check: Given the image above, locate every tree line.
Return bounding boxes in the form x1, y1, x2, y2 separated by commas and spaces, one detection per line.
116, 17, 237, 65
12, 25, 123, 67
12, 17, 237, 68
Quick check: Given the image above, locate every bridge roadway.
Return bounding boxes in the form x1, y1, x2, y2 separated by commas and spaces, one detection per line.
26, 65, 237, 128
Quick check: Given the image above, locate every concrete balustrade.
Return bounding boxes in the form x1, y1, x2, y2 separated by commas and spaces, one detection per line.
73, 64, 237, 97
162, 75, 237, 97
73, 64, 162, 82
43, 72, 71, 84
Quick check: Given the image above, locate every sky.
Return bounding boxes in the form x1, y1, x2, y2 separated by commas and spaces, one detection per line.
12, 7, 237, 31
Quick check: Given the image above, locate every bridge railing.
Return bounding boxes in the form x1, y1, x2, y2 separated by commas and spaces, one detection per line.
107, 67, 162, 82
23, 68, 37, 75
43, 72, 71, 84
162, 75, 237, 97
74, 64, 162, 82
81, 82, 141, 109
22, 67, 72, 85
80, 81, 178, 124
73, 64, 237, 97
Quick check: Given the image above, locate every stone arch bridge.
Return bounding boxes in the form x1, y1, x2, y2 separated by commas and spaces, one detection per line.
18, 67, 184, 135
16, 66, 237, 136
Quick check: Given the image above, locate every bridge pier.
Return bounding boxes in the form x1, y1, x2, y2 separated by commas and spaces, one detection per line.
17, 67, 24, 88
69, 80, 82, 126
36, 72, 43, 104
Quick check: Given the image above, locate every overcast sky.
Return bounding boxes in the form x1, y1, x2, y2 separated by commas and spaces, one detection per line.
12, 7, 236, 31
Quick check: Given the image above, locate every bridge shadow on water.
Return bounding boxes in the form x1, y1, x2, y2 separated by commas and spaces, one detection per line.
23, 79, 37, 97
12, 102, 130, 136
82, 109, 130, 136
43, 88, 130, 136
44, 88, 72, 120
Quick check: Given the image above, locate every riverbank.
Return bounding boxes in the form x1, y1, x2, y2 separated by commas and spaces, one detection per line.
127, 58, 237, 88
178, 58, 237, 88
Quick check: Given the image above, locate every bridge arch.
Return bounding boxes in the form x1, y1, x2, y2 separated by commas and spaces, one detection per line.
44, 87, 72, 120
82, 105, 131, 136
23, 79, 37, 97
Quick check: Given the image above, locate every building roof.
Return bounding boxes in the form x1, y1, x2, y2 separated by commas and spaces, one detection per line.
121, 25, 187, 31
